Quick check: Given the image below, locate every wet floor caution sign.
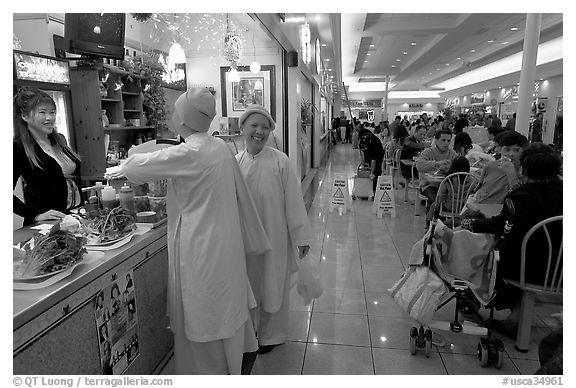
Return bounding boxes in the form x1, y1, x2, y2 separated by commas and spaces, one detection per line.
372, 175, 396, 218
329, 175, 351, 215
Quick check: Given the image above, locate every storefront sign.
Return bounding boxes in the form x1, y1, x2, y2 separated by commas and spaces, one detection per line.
95, 270, 140, 375
14, 51, 70, 85
348, 100, 381, 108
446, 97, 460, 107
409, 103, 423, 108
503, 86, 519, 102
470, 93, 485, 105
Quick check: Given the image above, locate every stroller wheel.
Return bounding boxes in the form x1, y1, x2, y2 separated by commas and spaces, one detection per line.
409, 335, 417, 355
477, 341, 489, 367
424, 338, 432, 358
352, 195, 357, 200
495, 347, 504, 369
459, 298, 480, 316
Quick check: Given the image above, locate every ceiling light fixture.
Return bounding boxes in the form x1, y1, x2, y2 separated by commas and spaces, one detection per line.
411, 42, 416, 46
369, 44, 375, 47
321, 43, 327, 47
391, 65, 396, 68
325, 58, 330, 61
510, 27, 518, 31
502, 41, 509, 45
488, 40, 494, 43
403, 51, 407, 55
470, 49, 476, 53
457, 57, 461, 60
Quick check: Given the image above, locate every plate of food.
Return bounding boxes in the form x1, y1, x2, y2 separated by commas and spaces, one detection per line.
82, 207, 137, 247
13, 225, 99, 284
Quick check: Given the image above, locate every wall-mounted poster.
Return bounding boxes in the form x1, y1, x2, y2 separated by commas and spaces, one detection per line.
94, 270, 139, 374
220, 65, 276, 120
232, 77, 264, 111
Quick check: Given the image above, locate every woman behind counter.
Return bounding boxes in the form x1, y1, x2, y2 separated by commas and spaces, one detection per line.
13, 87, 82, 225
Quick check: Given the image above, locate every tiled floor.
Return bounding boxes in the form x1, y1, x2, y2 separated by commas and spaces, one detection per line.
161, 142, 562, 375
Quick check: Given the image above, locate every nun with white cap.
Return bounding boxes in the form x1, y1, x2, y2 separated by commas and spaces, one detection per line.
235, 105, 313, 354
105, 88, 271, 374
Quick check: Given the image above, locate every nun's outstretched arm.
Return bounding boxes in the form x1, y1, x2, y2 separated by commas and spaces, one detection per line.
114, 144, 193, 184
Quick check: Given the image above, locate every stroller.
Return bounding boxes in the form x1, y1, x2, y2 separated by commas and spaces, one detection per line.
389, 200, 516, 368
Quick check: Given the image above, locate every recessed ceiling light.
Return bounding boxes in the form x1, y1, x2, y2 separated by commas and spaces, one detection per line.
403, 51, 408, 55
369, 44, 375, 47
391, 65, 396, 68
321, 43, 327, 47
488, 40, 494, 43
502, 41, 509, 45
366, 53, 372, 56
411, 42, 416, 46
325, 58, 330, 61
470, 49, 476, 53
328, 68, 332, 71
396, 59, 401, 62
429, 72, 432, 75
510, 27, 518, 31
456, 57, 461, 60
445, 63, 450, 66
436, 68, 440, 71
364, 60, 368, 63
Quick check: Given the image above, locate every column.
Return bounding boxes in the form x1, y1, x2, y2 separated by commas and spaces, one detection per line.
515, 13, 542, 137
382, 75, 390, 122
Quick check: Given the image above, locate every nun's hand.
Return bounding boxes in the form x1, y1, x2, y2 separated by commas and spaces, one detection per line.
298, 245, 310, 260
105, 165, 124, 180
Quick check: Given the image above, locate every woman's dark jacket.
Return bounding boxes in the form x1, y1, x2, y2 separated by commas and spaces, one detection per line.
468, 179, 562, 285
13, 136, 82, 226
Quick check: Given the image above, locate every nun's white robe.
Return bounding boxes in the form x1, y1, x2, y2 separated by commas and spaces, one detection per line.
236, 147, 313, 346
119, 133, 271, 374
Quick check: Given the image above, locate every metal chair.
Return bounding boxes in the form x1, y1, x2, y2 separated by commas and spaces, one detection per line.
391, 149, 402, 189
435, 172, 479, 228
505, 215, 563, 352
382, 142, 391, 175
405, 163, 428, 216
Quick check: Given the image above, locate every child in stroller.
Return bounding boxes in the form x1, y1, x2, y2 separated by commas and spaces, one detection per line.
389, 201, 515, 368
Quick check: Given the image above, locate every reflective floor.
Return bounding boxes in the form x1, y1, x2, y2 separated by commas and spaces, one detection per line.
161, 142, 562, 375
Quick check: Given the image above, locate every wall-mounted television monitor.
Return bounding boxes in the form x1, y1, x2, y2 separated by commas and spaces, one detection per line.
64, 13, 126, 60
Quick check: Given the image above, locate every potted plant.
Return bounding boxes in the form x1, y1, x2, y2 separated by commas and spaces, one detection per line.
300, 98, 318, 125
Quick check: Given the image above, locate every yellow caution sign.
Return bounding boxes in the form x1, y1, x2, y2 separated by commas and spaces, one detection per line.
329, 175, 351, 214
372, 175, 396, 218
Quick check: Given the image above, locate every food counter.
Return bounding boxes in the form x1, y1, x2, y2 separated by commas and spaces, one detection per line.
13, 223, 173, 375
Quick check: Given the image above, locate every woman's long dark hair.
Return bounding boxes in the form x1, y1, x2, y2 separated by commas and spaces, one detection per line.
14, 87, 81, 169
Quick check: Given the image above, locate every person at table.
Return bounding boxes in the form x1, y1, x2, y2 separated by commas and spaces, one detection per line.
389, 115, 408, 157
13, 87, 82, 226
235, 106, 313, 354
454, 113, 469, 134
358, 129, 385, 195
453, 132, 494, 167
105, 87, 271, 374
400, 125, 426, 180
460, 143, 562, 337
415, 128, 458, 219
426, 156, 474, 226
462, 131, 528, 218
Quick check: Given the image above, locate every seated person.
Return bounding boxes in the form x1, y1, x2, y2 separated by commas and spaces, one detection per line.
460, 143, 562, 336
463, 131, 528, 217
415, 128, 458, 218
400, 125, 426, 180
426, 156, 475, 225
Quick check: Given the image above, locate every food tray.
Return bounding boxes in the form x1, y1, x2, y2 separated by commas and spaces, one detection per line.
136, 217, 167, 229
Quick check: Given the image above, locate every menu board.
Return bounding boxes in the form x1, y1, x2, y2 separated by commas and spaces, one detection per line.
14, 51, 70, 85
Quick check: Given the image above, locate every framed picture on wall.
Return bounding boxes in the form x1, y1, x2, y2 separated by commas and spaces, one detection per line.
220, 65, 276, 121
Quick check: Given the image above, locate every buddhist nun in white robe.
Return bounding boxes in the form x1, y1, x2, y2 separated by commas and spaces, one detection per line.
106, 88, 271, 374
235, 106, 313, 354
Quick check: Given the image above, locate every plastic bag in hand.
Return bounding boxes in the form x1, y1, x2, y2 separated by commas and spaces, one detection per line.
297, 254, 323, 305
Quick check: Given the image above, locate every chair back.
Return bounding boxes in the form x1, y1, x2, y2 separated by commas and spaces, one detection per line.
383, 142, 391, 172
436, 172, 479, 224
519, 215, 563, 294
393, 149, 402, 169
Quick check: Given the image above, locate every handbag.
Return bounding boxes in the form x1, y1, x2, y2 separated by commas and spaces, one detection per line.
297, 254, 323, 305
388, 265, 448, 325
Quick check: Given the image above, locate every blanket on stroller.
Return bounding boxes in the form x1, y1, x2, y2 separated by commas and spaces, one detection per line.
408, 220, 497, 305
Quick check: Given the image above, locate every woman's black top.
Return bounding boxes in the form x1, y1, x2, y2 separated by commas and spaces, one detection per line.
13, 136, 82, 225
